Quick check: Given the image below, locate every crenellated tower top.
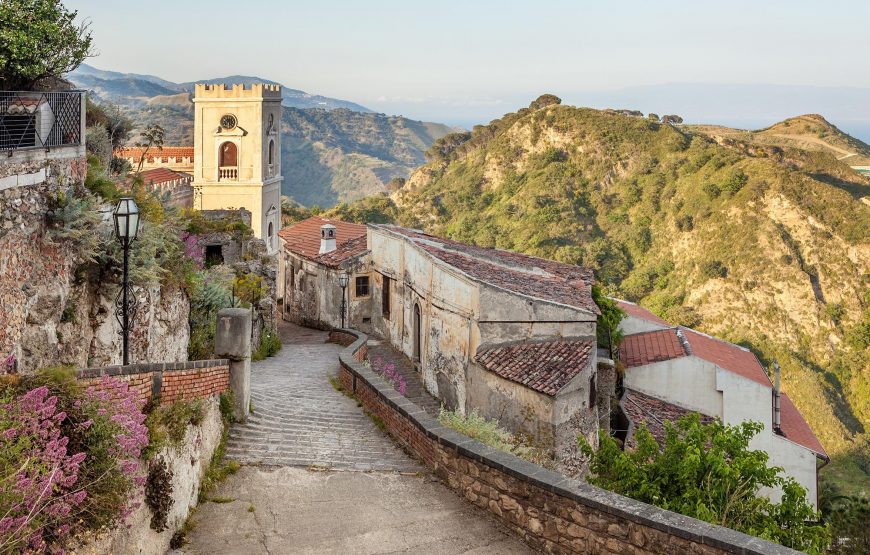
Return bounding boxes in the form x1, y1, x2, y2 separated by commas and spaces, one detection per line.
193, 83, 282, 100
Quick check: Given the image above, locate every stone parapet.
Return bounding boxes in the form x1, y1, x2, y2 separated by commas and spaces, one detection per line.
337, 329, 799, 555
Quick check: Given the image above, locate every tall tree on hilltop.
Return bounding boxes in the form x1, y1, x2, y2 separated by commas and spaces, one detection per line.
134, 124, 165, 173
0, 0, 94, 90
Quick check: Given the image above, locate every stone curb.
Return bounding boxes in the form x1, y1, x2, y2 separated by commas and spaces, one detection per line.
76, 359, 230, 380
336, 328, 800, 555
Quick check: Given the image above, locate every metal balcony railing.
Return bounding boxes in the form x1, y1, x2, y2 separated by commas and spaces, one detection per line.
0, 90, 84, 153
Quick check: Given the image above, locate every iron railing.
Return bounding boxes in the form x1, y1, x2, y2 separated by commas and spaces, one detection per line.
0, 90, 84, 153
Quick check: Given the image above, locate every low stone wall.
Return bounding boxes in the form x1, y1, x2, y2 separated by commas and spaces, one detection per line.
77, 359, 230, 406
337, 329, 799, 555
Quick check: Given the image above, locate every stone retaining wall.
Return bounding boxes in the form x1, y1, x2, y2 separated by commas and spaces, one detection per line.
337, 329, 799, 555
77, 359, 230, 406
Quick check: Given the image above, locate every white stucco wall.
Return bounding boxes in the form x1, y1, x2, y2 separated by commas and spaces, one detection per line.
618, 314, 670, 336
623, 357, 724, 416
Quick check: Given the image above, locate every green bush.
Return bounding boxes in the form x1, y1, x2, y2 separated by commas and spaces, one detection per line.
143, 399, 204, 459
581, 414, 830, 553
253, 327, 282, 361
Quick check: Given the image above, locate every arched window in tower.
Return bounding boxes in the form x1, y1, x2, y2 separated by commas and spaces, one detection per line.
268, 221, 274, 250
218, 142, 238, 180
268, 139, 275, 166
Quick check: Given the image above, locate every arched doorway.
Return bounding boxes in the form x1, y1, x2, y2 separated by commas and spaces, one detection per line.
413, 303, 422, 363
219, 141, 237, 167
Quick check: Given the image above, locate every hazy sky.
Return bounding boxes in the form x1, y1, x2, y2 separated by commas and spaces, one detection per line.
68, 0, 870, 131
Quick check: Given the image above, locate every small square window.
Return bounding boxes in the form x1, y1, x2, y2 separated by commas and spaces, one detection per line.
355, 275, 370, 297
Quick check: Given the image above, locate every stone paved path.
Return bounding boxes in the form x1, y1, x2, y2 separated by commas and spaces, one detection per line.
179, 322, 535, 554
225, 322, 419, 471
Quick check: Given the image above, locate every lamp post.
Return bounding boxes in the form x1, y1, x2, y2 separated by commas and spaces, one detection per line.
112, 197, 140, 365
338, 272, 349, 329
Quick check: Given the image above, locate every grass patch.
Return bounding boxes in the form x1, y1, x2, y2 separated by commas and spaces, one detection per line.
247, 504, 255, 513
439, 408, 554, 469
143, 399, 205, 459
252, 327, 282, 361
209, 496, 235, 504
197, 392, 240, 503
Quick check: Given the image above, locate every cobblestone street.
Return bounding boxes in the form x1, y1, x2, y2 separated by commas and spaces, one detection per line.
225, 322, 419, 471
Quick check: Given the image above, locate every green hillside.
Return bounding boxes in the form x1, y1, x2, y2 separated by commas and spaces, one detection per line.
281, 108, 455, 207
340, 97, 870, 495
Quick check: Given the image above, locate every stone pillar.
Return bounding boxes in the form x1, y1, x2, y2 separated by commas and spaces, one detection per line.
215, 308, 252, 422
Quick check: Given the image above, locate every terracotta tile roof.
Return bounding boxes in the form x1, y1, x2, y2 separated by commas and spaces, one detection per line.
138, 167, 189, 185
620, 328, 688, 368
779, 392, 828, 458
314, 235, 368, 268
621, 389, 714, 448
116, 146, 194, 163
375, 226, 598, 315
475, 339, 593, 396
612, 298, 670, 327
680, 328, 772, 387
278, 216, 368, 264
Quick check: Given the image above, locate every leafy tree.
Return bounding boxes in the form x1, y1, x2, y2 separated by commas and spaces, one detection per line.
581, 414, 830, 553
823, 492, 869, 554
592, 284, 625, 357
0, 0, 94, 89
648, 113, 660, 122
529, 93, 562, 110
134, 124, 165, 173
662, 114, 684, 125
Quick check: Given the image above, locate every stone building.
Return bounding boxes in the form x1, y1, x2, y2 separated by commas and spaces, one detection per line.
136, 167, 193, 208
116, 146, 194, 173
277, 217, 369, 329
615, 302, 828, 509
279, 218, 612, 460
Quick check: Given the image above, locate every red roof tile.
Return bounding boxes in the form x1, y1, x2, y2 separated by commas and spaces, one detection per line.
315, 235, 368, 268
620, 328, 688, 368
680, 328, 771, 387
475, 339, 593, 396
779, 392, 828, 458
376, 226, 598, 315
278, 216, 368, 264
116, 146, 194, 163
613, 298, 670, 327
621, 389, 714, 448
138, 167, 189, 185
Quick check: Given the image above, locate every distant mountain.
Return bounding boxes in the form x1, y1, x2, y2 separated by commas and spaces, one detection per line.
69, 63, 372, 112
687, 114, 870, 167
68, 64, 454, 205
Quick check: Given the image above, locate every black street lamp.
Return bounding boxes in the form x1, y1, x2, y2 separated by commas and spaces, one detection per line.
338, 272, 349, 329
112, 197, 140, 365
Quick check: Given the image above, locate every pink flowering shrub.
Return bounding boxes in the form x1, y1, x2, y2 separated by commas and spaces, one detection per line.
180, 232, 204, 269
0, 386, 86, 554
369, 357, 408, 396
0, 371, 149, 553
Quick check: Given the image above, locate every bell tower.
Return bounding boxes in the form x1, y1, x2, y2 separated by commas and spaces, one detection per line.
191, 83, 283, 253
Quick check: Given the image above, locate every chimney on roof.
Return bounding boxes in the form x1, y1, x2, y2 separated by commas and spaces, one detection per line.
772, 362, 783, 435
320, 224, 336, 254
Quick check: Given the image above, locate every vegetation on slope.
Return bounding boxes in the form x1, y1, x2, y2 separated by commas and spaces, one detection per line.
334, 96, 869, 497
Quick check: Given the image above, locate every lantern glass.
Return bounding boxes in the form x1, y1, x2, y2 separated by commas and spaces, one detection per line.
113, 197, 140, 240
338, 272, 349, 288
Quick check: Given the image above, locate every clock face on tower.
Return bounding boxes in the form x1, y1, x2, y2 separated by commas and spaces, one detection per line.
220, 114, 237, 130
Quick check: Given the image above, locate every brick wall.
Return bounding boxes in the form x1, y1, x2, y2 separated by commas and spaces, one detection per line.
77, 359, 230, 407
337, 330, 799, 555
